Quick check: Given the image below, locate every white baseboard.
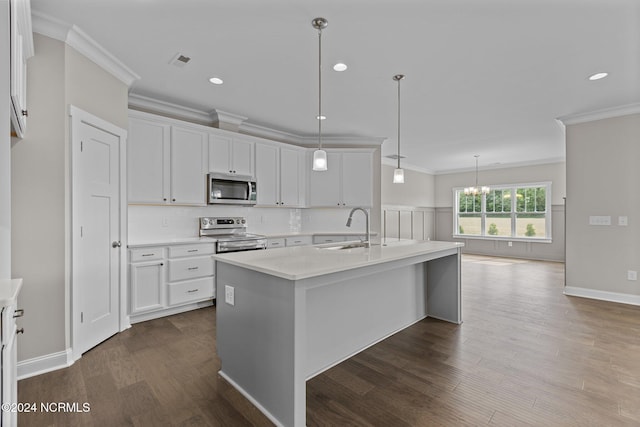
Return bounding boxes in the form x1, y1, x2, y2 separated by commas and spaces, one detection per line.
17, 348, 74, 380
564, 286, 640, 307
129, 300, 214, 324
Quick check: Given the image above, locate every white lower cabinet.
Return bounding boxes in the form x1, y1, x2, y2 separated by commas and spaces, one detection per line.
266, 238, 286, 249
285, 236, 313, 247
129, 243, 215, 323
2, 304, 19, 427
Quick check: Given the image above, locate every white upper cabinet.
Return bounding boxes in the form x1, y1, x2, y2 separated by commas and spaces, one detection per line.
255, 143, 279, 206
128, 112, 207, 206
128, 116, 170, 204
9, 0, 34, 138
341, 152, 374, 207
308, 152, 341, 207
170, 126, 208, 205
255, 142, 306, 207
209, 133, 254, 177
308, 150, 373, 208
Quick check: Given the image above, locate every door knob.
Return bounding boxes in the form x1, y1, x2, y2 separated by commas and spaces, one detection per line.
112, 241, 122, 248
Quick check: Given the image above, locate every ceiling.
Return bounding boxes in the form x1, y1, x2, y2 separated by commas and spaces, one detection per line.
31, 0, 640, 173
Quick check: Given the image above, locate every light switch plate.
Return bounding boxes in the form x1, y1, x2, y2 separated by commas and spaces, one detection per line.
225, 285, 235, 306
628, 271, 637, 281
589, 216, 611, 226
619, 216, 628, 226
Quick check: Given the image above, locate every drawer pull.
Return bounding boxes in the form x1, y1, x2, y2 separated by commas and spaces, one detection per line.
187, 267, 199, 270
16, 328, 24, 334
187, 289, 199, 293
187, 249, 198, 253
141, 253, 156, 257
13, 309, 24, 318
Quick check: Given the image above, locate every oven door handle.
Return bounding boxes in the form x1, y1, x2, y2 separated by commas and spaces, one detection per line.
218, 240, 266, 252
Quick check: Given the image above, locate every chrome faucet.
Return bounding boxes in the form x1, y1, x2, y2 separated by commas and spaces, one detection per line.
346, 207, 370, 248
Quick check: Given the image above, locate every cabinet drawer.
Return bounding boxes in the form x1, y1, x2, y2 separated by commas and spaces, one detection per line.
285, 236, 312, 247
169, 257, 214, 282
312, 235, 347, 244
267, 238, 286, 249
130, 247, 164, 262
168, 277, 214, 306
169, 243, 215, 258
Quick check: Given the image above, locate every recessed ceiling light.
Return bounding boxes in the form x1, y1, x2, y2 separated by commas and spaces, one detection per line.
588, 72, 608, 81
316, 115, 326, 120
209, 77, 224, 85
333, 63, 348, 72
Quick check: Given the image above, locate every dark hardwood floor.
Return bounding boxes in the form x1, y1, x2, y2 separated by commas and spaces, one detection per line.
18, 255, 640, 426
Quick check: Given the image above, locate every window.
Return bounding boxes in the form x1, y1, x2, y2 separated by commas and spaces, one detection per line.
454, 182, 551, 241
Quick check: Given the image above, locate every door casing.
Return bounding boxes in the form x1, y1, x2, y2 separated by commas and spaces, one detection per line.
69, 105, 129, 361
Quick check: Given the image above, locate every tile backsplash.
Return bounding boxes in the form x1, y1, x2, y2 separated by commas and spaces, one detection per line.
127, 205, 361, 242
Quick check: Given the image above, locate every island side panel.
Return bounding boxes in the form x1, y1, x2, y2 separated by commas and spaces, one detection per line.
216, 262, 304, 427
426, 250, 462, 324
304, 262, 427, 379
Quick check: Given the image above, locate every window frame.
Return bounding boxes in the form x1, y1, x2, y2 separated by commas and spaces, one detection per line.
452, 181, 552, 243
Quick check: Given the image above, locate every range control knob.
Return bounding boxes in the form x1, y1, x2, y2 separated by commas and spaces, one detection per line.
241, 219, 246, 224
236, 219, 240, 224
202, 218, 209, 226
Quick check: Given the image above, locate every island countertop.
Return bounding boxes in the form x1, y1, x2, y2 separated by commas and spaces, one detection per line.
213, 240, 464, 280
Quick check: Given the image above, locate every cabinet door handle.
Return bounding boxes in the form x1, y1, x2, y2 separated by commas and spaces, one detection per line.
112, 241, 122, 248
13, 309, 24, 318
187, 249, 198, 253
22, 110, 28, 117
187, 289, 199, 293
141, 253, 156, 257
160, 263, 164, 266
187, 266, 199, 270
17, 328, 24, 334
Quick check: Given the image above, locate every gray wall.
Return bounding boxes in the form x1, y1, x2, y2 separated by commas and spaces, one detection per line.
381, 161, 566, 261
0, 0, 11, 279
11, 34, 128, 362
565, 113, 640, 296
434, 162, 566, 261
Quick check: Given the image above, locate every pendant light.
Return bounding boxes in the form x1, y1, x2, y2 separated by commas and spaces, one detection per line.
312, 17, 328, 171
392, 74, 405, 183
464, 155, 490, 195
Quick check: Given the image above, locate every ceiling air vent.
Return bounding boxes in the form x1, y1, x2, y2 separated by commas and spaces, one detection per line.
169, 53, 191, 68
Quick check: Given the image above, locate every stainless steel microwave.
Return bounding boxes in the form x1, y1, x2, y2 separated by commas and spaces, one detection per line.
207, 173, 257, 205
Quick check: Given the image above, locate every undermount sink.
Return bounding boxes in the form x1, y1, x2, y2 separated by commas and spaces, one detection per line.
322, 242, 377, 250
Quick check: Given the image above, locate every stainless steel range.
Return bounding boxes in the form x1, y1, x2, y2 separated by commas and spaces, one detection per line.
199, 217, 267, 253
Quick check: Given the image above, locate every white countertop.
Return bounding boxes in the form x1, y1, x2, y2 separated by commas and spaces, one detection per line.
127, 232, 378, 248
0, 278, 23, 306
213, 240, 464, 280
128, 237, 216, 248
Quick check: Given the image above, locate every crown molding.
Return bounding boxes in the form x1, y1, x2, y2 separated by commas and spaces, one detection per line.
558, 103, 640, 125
297, 135, 386, 147
31, 11, 140, 87
434, 157, 566, 175
128, 93, 215, 125
381, 158, 436, 175
239, 122, 301, 145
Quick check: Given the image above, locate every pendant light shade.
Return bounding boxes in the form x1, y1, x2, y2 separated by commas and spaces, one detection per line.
312, 17, 328, 171
393, 168, 405, 184
392, 74, 405, 184
464, 155, 490, 195
312, 149, 327, 171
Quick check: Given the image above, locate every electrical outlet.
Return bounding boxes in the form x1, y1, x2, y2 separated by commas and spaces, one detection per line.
508, 241, 513, 247
618, 216, 628, 226
628, 270, 637, 281
225, 285, 235, 306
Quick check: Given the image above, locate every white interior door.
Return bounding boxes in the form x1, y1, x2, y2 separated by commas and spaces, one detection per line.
71, 107, 125, 358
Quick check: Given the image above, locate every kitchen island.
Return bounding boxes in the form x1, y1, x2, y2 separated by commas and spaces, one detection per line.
213, 240, 464, 427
